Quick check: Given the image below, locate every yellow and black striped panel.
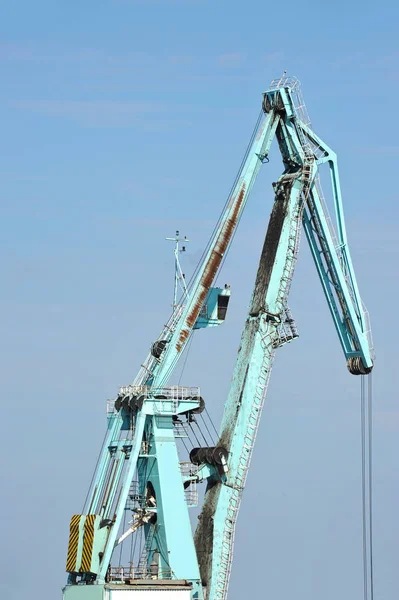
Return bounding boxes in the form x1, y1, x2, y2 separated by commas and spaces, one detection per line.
80, 514, 96, 573
66, 514, 81, 573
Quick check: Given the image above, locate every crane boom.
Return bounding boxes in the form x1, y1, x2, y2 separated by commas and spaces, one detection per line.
194, 76, 374, 600
62, 76, 374, 600
195, 169, 309, 600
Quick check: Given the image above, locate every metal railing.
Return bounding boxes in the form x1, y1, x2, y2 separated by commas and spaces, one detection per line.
268, 75, 312, 127
106, 399, 117, 414
274, 305, 299, 348
184, 486, 198, 507
116, 385, 201, 415
123, 385, 200, 399
107, 566, 172, 583
180, 463, 198, 506
125, 480, 144, 510
179, 462, 199, 477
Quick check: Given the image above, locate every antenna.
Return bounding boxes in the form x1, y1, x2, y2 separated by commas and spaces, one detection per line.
276, 70, 287, 87
165, 230, 190, 309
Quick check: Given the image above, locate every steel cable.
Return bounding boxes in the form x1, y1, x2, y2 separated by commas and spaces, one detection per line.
82, 427, 110, 513
180, 421, 196, 449
193, 418, 210, 447
199, 412, 216, 446
368, 373, 374, 600
360, 373, 375, 600
187, 420, 202, 447
205, 405, 219, 438
177, 332, 194, 385
361, 376, 368, 600
180, 433, 192, 457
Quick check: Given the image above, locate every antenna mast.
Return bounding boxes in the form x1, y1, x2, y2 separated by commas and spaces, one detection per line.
165, 230, 189, 308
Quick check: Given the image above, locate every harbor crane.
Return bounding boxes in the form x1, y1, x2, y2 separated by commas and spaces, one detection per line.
63, 75, 374, 600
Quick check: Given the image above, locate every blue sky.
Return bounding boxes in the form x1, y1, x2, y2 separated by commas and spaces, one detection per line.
1, 1, 398, 599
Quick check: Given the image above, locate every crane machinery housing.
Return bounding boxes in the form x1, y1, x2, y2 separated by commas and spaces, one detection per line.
63, 75, 374, 600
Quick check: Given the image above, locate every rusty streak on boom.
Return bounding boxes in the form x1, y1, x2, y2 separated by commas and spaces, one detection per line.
176, 183, 247, 352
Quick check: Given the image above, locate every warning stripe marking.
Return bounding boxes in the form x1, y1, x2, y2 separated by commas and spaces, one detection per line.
80, 514, 96, 573
66, 514, 81, 572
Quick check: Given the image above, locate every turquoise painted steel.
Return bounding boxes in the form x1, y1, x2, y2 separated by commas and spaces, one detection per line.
195, 171, 312, 600
150, 111, 280, 389
148, 416, 201, 582
66, 106, 281, 592
63, 585, 105, 600
63, 77, 374, 600
97, 411, 146, 582
194, 78, 373, 600
194, 287, 231, 329
300, 124, 372, 368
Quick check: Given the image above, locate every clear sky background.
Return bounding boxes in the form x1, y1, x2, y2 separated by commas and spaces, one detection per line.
1, 1, 398, 599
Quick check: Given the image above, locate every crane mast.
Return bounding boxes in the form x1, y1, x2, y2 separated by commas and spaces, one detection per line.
63, 76, 374, 600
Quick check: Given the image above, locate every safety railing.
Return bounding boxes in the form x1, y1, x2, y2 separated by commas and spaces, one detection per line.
268, 74, 300, 91
106, 399, 117, 414
125, 480, 144, 510
123, 385, 200, 400
180, 463, 198, 506
107, 566, 173, 583
268, 75, 313, 129
179, 462, 199, 477
274, 305, 299, 348
184, 486, 198, 507
117, 385, 200, 415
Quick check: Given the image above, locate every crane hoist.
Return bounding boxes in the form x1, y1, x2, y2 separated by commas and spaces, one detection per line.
63, 75, 374, 600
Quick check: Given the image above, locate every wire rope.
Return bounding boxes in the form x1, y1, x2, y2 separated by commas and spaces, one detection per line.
82, 427, 110, 513
360, 373, 375, 600
199, 412, 216, 446
205, 405, 219, 438
368, 373, 374, 600
193, 418, 210, 447
181, 421, 195, 449
361, 376, 368, 600
187, 420, 202, 447
178, 333, 194, 385
180, 433, 191, 457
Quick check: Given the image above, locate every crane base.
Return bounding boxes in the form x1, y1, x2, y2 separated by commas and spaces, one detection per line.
63, 581, 193, 600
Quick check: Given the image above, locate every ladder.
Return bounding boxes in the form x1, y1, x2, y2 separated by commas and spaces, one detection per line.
137, 524, 157, 578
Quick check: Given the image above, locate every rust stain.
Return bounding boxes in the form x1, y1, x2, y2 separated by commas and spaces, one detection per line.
176, 327, 190, 353
176, 183, 247, 353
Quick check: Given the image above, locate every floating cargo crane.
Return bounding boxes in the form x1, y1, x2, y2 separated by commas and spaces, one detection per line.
63, 75, 374, 600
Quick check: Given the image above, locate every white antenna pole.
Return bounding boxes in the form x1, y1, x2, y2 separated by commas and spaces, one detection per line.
165, 230, 190, 309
